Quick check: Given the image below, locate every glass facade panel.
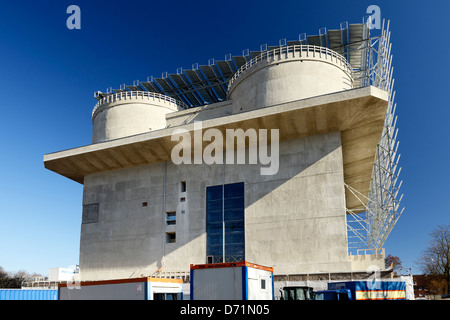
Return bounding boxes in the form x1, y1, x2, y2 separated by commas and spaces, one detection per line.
206, 182, 245, 263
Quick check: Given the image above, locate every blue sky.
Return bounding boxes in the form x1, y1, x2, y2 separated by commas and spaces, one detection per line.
0, 0, 448, 276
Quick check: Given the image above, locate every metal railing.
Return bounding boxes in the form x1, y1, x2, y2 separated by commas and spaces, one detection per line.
228, 44, 353, 91
92, 91, 188, 118
151, 270, 190, 282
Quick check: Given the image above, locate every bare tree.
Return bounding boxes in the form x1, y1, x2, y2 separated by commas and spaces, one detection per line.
385, 254, 403, 275
418, 224, 450, 295
0, 267, 44, 288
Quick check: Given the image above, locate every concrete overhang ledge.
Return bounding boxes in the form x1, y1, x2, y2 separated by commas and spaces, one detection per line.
44, 85, 388, 208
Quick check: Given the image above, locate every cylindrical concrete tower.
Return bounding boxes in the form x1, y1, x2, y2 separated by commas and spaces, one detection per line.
228, 45, 353, 114
92, 91, 186, 143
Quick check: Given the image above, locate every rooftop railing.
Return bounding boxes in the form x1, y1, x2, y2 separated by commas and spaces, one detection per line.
228, 44, 353, 92
92, 91, 188, 119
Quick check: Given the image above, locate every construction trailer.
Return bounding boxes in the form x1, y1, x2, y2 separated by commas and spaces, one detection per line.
190, 261, 274, 300
58, 277, 183, 300
0, 289, 58, 300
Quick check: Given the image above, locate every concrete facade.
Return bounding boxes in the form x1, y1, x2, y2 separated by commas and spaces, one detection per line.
79, 131, 350, 280
44, 46, 389, 281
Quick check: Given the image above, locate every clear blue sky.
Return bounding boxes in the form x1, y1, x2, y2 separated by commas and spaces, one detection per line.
0, 0, 448, 277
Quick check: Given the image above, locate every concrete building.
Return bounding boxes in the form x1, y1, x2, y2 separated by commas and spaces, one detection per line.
44, 20, 403, 281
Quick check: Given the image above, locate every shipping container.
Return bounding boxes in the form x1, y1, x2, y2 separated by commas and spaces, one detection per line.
0, 289, 58, 300
58, 277, 183, 300
328, 280, 407, 300
190, 261, 274, 300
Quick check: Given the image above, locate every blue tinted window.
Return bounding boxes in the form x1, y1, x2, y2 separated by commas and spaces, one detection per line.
206, 182, 244, 263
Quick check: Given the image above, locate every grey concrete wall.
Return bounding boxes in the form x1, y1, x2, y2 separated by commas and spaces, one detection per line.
79, 131, 350, 280
245, 131, 350, 275
165, 100, 233, 127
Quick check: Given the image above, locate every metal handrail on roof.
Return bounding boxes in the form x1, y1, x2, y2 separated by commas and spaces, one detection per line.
227, 44, 353, 93
92, 91, 188, 119
93, 23, 370, 109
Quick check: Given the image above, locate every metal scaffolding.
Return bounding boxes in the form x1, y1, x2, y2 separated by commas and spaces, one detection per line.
345, 19, 404, 254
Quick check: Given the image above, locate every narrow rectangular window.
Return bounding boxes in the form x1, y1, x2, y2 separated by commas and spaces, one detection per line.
206, 182, 245, 263
180, 181, 186, 193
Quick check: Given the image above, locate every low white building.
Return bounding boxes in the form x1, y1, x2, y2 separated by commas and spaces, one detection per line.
48, 267, 77, 282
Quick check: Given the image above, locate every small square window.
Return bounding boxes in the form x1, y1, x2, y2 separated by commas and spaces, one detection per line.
166, 232, 176, 243
180, 197, 186, 202
142, 202, 148, 207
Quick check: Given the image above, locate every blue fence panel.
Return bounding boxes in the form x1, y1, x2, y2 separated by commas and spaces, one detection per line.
0, 289, 58, 300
